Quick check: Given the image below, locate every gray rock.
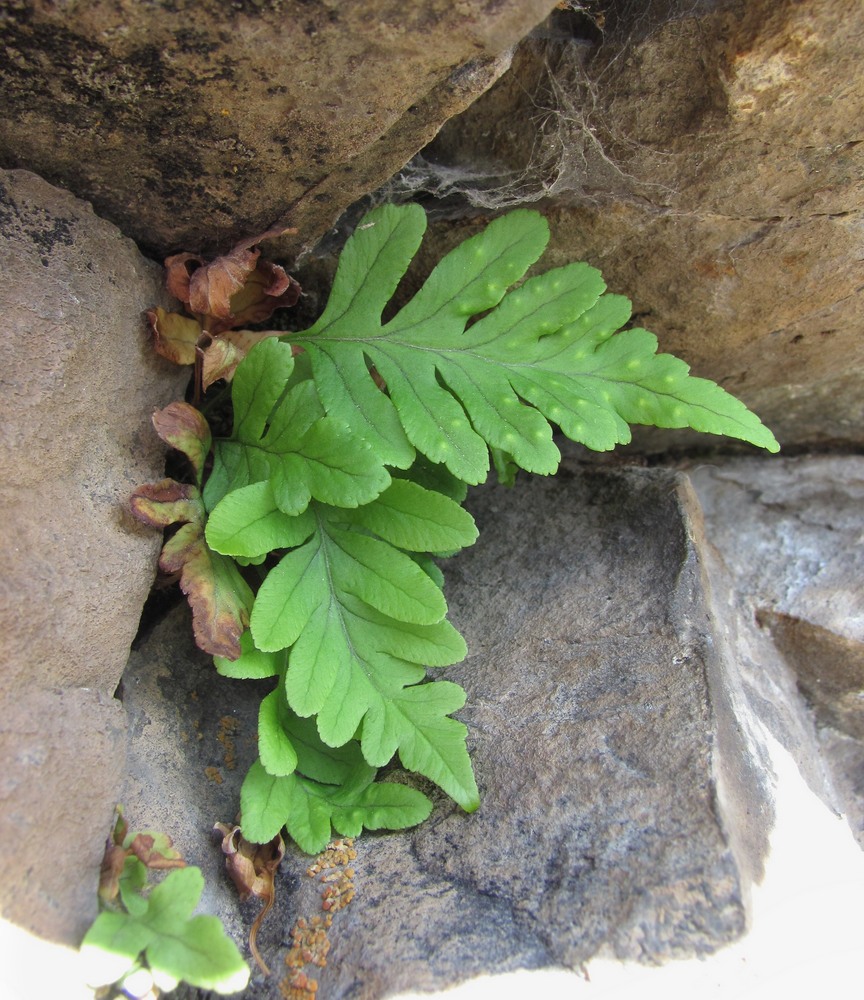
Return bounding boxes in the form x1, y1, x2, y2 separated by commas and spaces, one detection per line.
0, 169, 189, 943
688, 455, 864, 847
0, 1, 557, 258
689, 456, 864, 646
122, 461, 766, 997
120, 604, 265, 960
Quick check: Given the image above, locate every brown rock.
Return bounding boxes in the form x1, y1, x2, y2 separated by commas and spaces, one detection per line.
0, 689, 126, 941
758, 612, 864, 741
0, 169, 189, 943
0, 0, 559, 258
392, 0, 864, 449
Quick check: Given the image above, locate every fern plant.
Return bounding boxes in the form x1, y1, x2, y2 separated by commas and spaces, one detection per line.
81, 809, 249, 996
134, 203, 778, 856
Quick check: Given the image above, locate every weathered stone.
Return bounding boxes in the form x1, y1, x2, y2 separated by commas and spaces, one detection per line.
386, 0, 864, 449
688, 456, 864, 647
0, 169, 189, 943
688, 454, 864, 846
0, 0, 559, 259
757, 613, 864, 741
121, 461, 766, 998
118, 601, 271, 972
0, 689, 126, 936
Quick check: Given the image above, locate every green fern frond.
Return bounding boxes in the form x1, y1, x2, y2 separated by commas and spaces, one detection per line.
294, 204, 778, 484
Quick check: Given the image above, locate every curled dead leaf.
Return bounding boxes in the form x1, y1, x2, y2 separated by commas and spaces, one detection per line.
200, 335, 245, 391
164, 251, 205, 305
163, 229, 301, 331
189, 245, 262, 320
130, 479, 200, 529
98, 808, 187, 903
127, 832, 186, 870
147, 307, 202, 366
215, 823, 285, 901
98, 841, 129, 903
160, 519, 254, 660
215, 823, 286, 976
130, 479, 253, 659
220, 261, 301, 331
151, 402, 212, 484
201, 329, 284, 389
154, 227, 300, 404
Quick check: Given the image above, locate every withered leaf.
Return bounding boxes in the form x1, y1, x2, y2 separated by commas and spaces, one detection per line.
160, 519, 254, 661
201, 329, 284, 390
155, 228, 300, 401
163, 229, 300, 332
98, 809, 187, 903
152, 402, 212, 485
222, 261, 301, 331
214, 823, 284, 902
98, 841, 129, 904
164, 251, 205, 306
200, 336, 245, 392
130, 479, 253, 659
188, 245, 262, 321
130, 479, 200, 528
127, 832, 186, 870
215, 823, 285, 975
147, 306, 202, 366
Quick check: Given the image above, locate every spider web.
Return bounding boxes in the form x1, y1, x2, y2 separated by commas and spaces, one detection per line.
375, 0, 720, 216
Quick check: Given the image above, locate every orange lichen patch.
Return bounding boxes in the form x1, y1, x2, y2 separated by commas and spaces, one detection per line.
204, 766, 223, 784
217, 715, 239, 770
321, 870, 355, 913
306, 838, 357, 876
279, 970, 318, 997
280, 840, 356, 997
285, 915, 332, 970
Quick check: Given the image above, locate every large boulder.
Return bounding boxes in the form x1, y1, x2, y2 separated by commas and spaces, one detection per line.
116, 453, 864, 1000
0, 0, 558, 258
389, 0, 864, 449
0, 169, 189, 944
119, 461, 770, 997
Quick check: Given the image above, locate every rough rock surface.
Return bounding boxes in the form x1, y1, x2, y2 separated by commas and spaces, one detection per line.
0, 169, 189, 943
0, 0, 558, 258
688, 455, 864, 847
121, 462, 766, 998
387, 0, 864, 450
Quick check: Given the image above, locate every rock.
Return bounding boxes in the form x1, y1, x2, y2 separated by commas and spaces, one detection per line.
118, 602, 265, 960
687, 455, 864, 650
0, 169, 190, 944
757, 613, 864, 741
386, 0, 864, 450
687, 454, 864, 847
0, 689, 126, 936
121, 460, 769, 998
0, 1, 558, 258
